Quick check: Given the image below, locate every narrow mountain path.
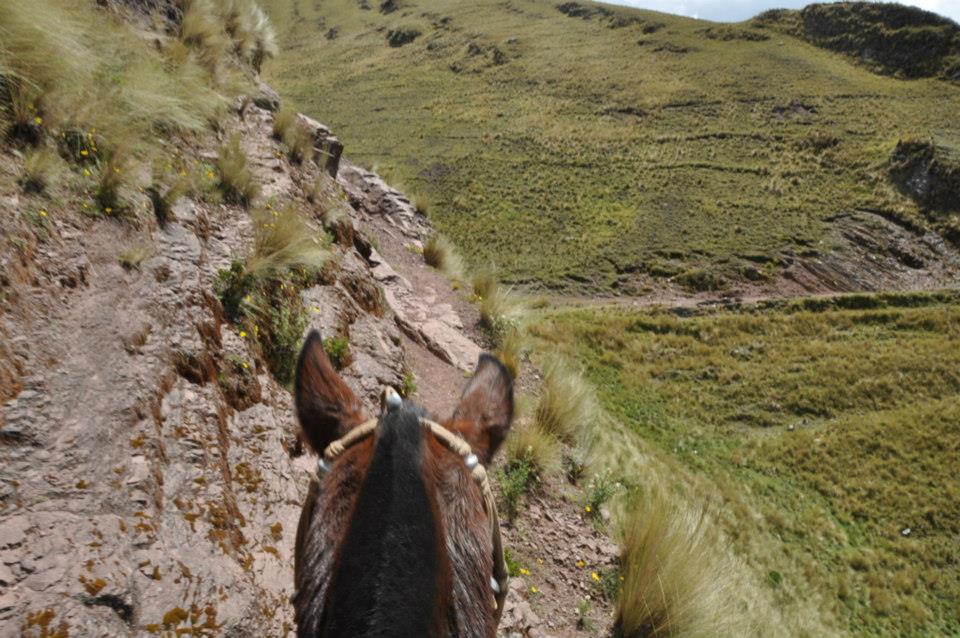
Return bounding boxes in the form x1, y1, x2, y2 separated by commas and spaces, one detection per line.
336, 162, 620, 636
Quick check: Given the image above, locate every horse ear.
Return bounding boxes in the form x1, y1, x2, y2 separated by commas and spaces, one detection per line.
449, 354, 514, 464
295, 330, 366, 454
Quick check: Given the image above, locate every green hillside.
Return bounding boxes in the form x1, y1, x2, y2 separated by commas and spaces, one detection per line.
261, 0, 960, 292
531, 292, 960, 636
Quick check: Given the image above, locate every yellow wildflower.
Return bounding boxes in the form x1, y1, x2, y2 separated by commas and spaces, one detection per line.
39, 210, 47, 218
529, 586, 538, 594
239, 330, 248, 338
105, 207, 113, 214
518, 568, 530, 576
591, 572, 600, 582
584, 505, 592, 513
576, 560, 585, 568
313, 306, 321, 314
33, 116, 42, 125
80, 149, 89, 157
83, 168, 91, 177
241, 362, 249, 369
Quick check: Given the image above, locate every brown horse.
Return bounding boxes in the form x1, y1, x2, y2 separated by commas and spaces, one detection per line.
292, 330, 514, 637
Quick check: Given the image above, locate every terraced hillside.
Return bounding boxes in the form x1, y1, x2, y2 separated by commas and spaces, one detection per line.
261, 0, 960, 293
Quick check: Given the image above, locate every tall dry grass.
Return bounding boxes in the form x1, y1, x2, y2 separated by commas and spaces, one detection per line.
246, 204, 330, 279
533, 357, 596, 443
614, 491, 741, 638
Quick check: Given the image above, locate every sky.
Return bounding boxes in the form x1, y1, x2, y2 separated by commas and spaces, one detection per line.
604, 0, 960, 23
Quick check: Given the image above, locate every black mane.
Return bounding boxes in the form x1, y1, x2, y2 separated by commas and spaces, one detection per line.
317, 403, 442, 637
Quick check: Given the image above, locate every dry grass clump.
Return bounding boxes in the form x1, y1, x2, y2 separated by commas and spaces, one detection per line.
534, 357, 595, 443
505, 420, 562, 479
422, 233, 464, 278
180, 0, 277, 77
615, 492, 738, 638
272, 105, 314, 163
95, 144, 133, 216
217, 133, 259, 205
246, 204, 330, 279
471, 268, 498, 302
493, 323, 524, 379
218, 0, 278, 71
307, 174, 349, 224
0, 0, 222, 146
478, 284, 521, 333
117, 244, 154, 270
19, 147, 62, 193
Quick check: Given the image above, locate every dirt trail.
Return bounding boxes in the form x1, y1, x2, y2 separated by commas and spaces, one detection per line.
336, 162, 620, 636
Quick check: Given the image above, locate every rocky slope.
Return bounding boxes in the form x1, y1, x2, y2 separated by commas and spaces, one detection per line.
0, 66, 615, 637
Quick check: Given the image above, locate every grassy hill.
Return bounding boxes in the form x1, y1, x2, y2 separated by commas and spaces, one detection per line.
531, 292, 960, 636
261, 0, 960, 293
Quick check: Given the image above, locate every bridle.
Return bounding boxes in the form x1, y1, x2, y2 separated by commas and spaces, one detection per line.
303, 387, 509, 620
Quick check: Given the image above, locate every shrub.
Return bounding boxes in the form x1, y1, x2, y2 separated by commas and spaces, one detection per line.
400, 370, 417, 397
614, 492, 736, 638
584, 470, 624, 523
322, 335, 351, 370
533, 358, 595, 443
19, 147, 62, 193
675, 268, 724, 292
272, 106, 314, 164
258, 278, 308, 386
497, 458, 535, 523
217, 133, 259, 205
180, 0, 231, 77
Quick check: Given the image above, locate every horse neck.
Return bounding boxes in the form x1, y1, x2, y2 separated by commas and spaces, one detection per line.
321, 409, 452, 637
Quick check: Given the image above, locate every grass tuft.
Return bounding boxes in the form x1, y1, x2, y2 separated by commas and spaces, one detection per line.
493, 323, 523, 379
19, 147, 62, 193
422, 233, 464, 278
615, 491, 736, 638
505, 420, 562, 481
117, 245, 154, 270
247, 204, 330, 278
217, 133, 259, 205
272, 105, 314, 163
95, 144, 133, 217
533, 357, 595, 443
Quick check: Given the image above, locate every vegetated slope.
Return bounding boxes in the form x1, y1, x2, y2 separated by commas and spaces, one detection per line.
531, 292, 960, 637
261, 0, 960, 294
756, 2, 960, 82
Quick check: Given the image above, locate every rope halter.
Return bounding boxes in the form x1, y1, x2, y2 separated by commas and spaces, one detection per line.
315, 387, 509, 618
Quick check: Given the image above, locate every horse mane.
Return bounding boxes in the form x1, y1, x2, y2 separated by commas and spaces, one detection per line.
296, 404, 455, 636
